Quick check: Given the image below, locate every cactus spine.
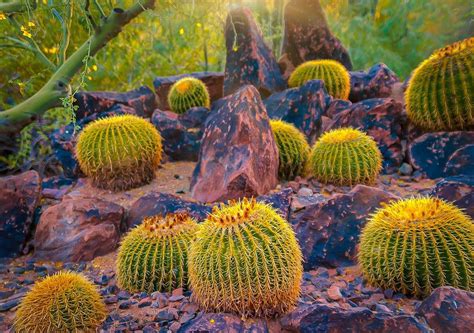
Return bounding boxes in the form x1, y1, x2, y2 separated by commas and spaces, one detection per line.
117, 213, 199, 293
168, 77, 211, 114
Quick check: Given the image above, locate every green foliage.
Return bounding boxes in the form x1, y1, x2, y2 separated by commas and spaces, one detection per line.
288, 59, 351, 99
308, 128, 382, 186
14, 271, 106, 333
76, 114, 162, 191
270, 119, 310, 180
406, 37, 474, 131
188, 198, 303, 318
359, 196, 474, 297
168, 77, 210, 114
117, 213, 198, 293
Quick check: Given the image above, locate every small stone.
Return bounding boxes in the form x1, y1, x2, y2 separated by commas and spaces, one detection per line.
398, 163, 413, 176
118, 300, 131, 309
297, 187, 313, 197
105, 295, 119, 304
169, 321, 181, 332
169, 295, 185, 302
0, 298, 21, 312
375, 304, 392, 313
138, 299, 152, 308
117, 290, 131, 300
327, 285, 343, 301
383, 288, 394, 299
172, 288, 183, 297
0, 290, 14, 300
155, 310, 174, 322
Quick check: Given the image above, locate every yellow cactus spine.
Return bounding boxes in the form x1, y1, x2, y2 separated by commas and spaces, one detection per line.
168, 77, 211, 114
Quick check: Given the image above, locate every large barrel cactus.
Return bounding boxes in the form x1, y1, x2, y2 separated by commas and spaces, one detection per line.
15, 271, 106, 332
117, 213, 198, 293
270, 120, 310, 180
288, 59, 351, 99
76, 114, 162, 191
188, 198, 303, 317
406, 37, 474, 131
359, 196, 474, 297
168, 77, 210, 114
308, 128, 382, 186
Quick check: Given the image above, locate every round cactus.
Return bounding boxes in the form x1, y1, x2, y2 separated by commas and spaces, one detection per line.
308, 128, 382, 186
406, 37, 474, 131
288, 59, 351, 99
117, 213, 199, 293
14, 271, 106, 332
168, 77, 210, 114
359, 196, 474, 297
188, 198, 303, 318
270, 120, 310, 180
76, 114, 162, 191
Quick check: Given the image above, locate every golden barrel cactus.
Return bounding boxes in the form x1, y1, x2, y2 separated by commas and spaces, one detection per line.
168, 77, 210, 114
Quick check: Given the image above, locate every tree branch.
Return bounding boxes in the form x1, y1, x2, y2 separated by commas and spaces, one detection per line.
0, 0, 35, 13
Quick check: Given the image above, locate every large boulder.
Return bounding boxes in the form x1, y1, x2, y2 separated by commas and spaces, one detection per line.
292, 185, 397, 269
349, 63, 400, 103
224, 8, 286, 97
264, 80, 332, 143
153, 72, 224, 111
408, 132, 474, 179
417, 287, 474, 333
34, 198, 124, 262
190, 85, 279, 203
279, 0, 352, 79
0, 171, 41, 258
179, 313, 271, 333
429, 176, 474, 219
326, 98, 405, 173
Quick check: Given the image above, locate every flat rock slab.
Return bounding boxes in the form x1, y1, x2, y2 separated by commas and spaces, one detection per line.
429, 176, 474, 219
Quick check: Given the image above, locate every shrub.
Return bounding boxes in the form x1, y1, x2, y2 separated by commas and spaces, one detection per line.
167, 77, 210, 114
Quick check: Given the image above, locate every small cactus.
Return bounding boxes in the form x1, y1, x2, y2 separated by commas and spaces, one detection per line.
288, 59, 351, 99
117, 213, 199, 293
270, 120, 310, 180
188, 198, 303, 318
168, 77, 210, 114
76, 114, 162, 191
14, 271, 106, 333
359, 196, 474, 297
308, 128, 382, 186
406, 37, 474, 131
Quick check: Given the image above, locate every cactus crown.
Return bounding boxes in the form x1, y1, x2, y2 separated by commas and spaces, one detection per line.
406, 37, 474, 131
14, 271, 106, 333
359, 196, 474, 297
308, 128, 382, 186
168, 77, 210, 114
270, 120, 310, 180
288, 59, 351, 99
76, 114, 162, 191
117, 212, 198, 293
188, 198, 303, 318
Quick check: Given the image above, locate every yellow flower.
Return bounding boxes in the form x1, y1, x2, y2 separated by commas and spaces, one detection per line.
233, 45, 238, 52
0, 13, 6, 20
28, 21, 35, 27
92, 65, 98, 71
22, 30, 32, 38
49, 47, 58, 54
210, 319, 215, 324
179, 28, 184, 35
87, 76, 93, 81
196, 22, 202, 28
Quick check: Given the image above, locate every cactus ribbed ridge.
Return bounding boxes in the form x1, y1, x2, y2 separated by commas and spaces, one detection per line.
168, 77, 210, 114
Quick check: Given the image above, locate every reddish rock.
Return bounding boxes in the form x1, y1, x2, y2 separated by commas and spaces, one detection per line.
190, 85, 279, 203
293, 185, 398, 269
279, 0, 352, 79
34, 198, 124, 262
153, 72, 224, 111
0, 171, 41, 258
179, 313, 270, 333
224, 8, 286, 97
349, 63, 400, 102
429, 176, 474, 219
417, 287, 474, 333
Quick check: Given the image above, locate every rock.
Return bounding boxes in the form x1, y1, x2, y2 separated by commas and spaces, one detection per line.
326, 98, 405, 173
264, 80, 332, 143
297, 187, 313, 197
325, 99, 352, 119
74, 85, 156, 119
399, 163, 413, 176
127, 192, 211, 229
224, 8, 286, 97
153, 72, 224, 111
0, 171, 41, 258
429, 176, 473, 219
444, 144, 474, 177
408, 132, 474, 179
327, 285, 343, 301
417, 287, 474, 333
349, 63, 400, 102
41, 176, 75, 200
190, 85, 279, 203
34, 198, 124, 262
293, 185, 398, 269
279, 0, 352, 79
179, 313, 270, 333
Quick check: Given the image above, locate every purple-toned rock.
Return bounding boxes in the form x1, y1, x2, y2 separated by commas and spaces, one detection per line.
257, 188, 293, 221
279, 0, 352, 79
74, 85, 156, 119
191, 85, 279, 203
429, 176, 474, 219
444, 144, 474, 177
41, 176, 76, 200
224, 8, 286, 97
179, 313, 271, 333
349, 63, 400, 102
292, 185, 397, 269
0, 171, 40, 258
408, 132, 474, 179
417, 287, 474, 333
326, 98, 405, 173
325, 99, 352, 119
34, 198, 124, 262
127, 192, 211, 229
152, 107, 209, 161
153, 72, 224, 111
264, 80, 332, 143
